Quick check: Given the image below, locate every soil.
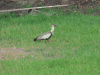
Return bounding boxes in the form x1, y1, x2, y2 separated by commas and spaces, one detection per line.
0, 47, 31, 60
64, 1, 100, 16
0, 1, 100, 15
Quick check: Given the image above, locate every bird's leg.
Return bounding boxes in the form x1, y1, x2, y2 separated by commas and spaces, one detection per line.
45, 40, 46, 43
47, 40, 49, 42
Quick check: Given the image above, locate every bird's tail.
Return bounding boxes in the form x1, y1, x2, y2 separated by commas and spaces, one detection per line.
34, 37, 37, 41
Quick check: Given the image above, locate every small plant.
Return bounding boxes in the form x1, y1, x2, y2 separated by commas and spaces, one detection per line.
39, 3, 44, 7
21, 4, 32, 8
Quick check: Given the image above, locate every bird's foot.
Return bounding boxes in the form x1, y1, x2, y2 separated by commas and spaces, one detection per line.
47, 40, 49, 42
45, 40, 46, 43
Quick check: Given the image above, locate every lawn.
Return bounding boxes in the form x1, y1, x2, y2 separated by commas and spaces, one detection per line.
0, 9, 100, 75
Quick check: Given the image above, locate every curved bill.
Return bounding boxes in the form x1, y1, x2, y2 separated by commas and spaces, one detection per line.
53, 24, 59, 28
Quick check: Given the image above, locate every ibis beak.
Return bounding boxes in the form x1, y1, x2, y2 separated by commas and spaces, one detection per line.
53, 24, 59, 28
54, 25, 58, 27
54, 25, 57, 27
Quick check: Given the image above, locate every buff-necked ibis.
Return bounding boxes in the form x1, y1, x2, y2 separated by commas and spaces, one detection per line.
34, 24, 58, 43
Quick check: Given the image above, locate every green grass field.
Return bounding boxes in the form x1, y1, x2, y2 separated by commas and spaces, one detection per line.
0, 9, 100, 75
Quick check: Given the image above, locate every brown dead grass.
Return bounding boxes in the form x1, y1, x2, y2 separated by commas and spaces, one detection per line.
0, 47, 32, 60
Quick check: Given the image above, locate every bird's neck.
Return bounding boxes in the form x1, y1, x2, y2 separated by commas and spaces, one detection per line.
51, 26, 54, 34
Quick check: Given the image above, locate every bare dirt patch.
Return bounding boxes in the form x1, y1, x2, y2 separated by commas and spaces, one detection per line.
0, 47, 32, 60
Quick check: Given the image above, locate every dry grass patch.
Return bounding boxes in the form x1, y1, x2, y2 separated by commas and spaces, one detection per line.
0, 47, 32, 60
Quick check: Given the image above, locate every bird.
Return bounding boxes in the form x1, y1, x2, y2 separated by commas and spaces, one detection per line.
34, 24, 58, 43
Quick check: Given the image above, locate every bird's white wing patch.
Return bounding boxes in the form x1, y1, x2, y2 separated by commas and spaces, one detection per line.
41, 33, 51, 39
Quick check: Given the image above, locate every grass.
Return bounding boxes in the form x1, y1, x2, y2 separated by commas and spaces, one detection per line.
0, 9, 100, 74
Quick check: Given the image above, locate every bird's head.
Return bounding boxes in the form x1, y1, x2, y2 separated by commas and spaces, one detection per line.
52, 24, 57, 27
